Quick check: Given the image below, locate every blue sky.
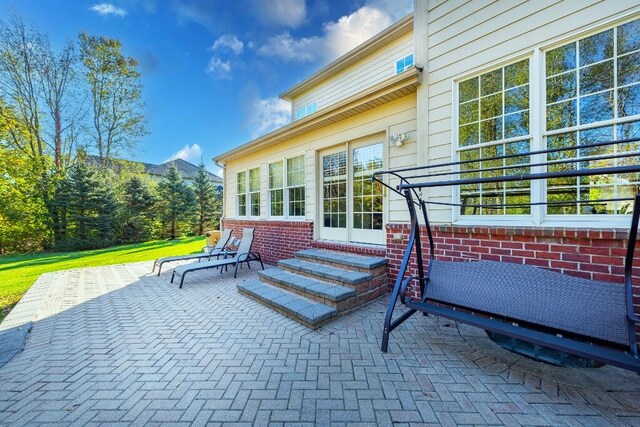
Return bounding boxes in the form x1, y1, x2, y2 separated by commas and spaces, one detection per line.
1, 0, 412, 175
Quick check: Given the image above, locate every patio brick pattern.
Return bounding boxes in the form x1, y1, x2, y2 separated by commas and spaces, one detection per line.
0, 261, 639, 426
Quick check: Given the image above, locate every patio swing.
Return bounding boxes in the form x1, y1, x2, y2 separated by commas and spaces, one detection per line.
374, 137, 640, 373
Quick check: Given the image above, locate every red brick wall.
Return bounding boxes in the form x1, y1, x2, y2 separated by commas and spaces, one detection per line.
385, 223, 640, 329
222, 219, 314, 264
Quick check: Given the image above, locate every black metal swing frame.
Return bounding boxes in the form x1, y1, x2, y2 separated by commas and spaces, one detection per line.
373, 137, 640, 373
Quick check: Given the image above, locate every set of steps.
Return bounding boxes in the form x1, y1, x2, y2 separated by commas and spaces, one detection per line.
237, 249, 387, 328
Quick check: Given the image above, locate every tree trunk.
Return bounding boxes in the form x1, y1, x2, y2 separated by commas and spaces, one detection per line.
171, 218, 176, 240
54, 105, 62, 171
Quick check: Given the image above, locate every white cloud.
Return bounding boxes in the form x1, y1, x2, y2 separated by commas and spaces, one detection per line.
257, 1, 412, 64
247, 97, 291, 138
90, 3, 128, 17
257, 32, 319, 62
212, 34, 244, 55
205, 57, 232, 79
166, 144, 203, 163
252, 0, 306, 28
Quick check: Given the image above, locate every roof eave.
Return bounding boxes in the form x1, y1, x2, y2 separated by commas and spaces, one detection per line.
214, 69, 420, 164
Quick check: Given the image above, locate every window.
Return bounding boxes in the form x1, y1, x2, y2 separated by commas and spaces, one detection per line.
294, 102, 318, 120
287, 155, 305, 217
395, 53, 414, 74
249, 167, 260, 217
323, 151, 347, 228
237, 171, 247, 217
454, 16, 640, 222
544, 19, 640, 215
267, 155, 305, 218
269, 161, 284, 216
457, 58, 531, 216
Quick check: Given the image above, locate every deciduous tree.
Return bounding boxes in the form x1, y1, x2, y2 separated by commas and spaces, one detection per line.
79, 33, 147, 166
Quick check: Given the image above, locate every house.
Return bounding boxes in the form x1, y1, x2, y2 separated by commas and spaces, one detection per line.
88, 155, 224, 190
214, 0, 640, 322
142, 158, 223, 190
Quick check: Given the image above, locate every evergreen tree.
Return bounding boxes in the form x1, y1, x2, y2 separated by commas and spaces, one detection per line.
65, 161, 117, 249
117, 176, 156, 243
192, 163, 216, 235
157, 165, 195, 240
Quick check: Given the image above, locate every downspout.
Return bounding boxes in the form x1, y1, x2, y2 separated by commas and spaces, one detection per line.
214, 160, 225, 231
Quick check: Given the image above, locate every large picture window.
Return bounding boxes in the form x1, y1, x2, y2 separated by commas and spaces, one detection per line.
545, 19, 640, 215
457, 58, 531, 216
455, 16, 640, 222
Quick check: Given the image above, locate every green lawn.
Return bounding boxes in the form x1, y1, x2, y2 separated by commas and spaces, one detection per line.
0, 236, 206, 322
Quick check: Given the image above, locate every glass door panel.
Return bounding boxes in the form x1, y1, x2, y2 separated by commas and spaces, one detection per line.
351, 142, 384, 244
319, 150, 348, 241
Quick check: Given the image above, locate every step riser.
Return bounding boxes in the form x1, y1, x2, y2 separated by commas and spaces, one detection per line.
277, 264, 364, 290
278, 263, 388, 296
295, 255, 386, 276
259, 274, 357, 311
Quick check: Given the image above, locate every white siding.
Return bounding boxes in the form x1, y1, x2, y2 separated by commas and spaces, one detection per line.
417, 0, 640, 224
223, 96, 417, 225
291, 34, 414, 116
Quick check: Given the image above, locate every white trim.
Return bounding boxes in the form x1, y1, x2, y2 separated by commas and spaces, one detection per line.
267, 153, 307, 220
450, 14, 640, 228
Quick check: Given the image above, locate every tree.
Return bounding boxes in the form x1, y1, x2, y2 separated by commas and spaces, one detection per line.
117, 176, 156, 243
0, 143, 50, 253
157, 165, 195, 240
0, 13, 81, 174
63, 161, 117, 250
79, 33, 147, 166
192, 163, 216, 235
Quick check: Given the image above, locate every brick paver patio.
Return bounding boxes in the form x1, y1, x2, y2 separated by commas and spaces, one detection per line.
0, 261, 639, 426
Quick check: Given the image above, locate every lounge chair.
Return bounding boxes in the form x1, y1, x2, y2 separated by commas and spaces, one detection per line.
152, 229, 233, 276
171, 228, 264, 288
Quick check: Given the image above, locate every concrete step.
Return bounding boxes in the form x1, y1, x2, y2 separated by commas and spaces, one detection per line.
295, 248, 386, 273
277, 258, 371, 288
237, 280, 336, 328
258, 268, 356, 309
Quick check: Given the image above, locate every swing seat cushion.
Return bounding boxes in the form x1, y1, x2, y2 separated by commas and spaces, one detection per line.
424, 259, 629, 346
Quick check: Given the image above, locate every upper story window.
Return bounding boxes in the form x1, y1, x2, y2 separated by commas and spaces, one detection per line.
395, 53, 414, 74
248, 167, 261, 217
294, 102, 318, 121
267, 155, 306, 218
454, 16, 640, 223
236, 170, 247, 217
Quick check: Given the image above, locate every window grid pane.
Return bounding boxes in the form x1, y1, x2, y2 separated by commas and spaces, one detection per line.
545, 18, 640, 215
457, 58, 531, 216
352, 143, 384, 230
322, 151, 347, 228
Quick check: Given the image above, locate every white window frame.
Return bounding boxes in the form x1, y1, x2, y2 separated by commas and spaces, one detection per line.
248, 167, 261, 218
294, 102, 318, 121
268, 160, 285, 218
267, 154, 306, 219
236, 170, 247, 218
395, 53, 414, 74
452, 14, 640, 228
286, 154, 306, 218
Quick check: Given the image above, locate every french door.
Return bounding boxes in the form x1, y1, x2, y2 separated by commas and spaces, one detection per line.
319, 140, 385, 245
